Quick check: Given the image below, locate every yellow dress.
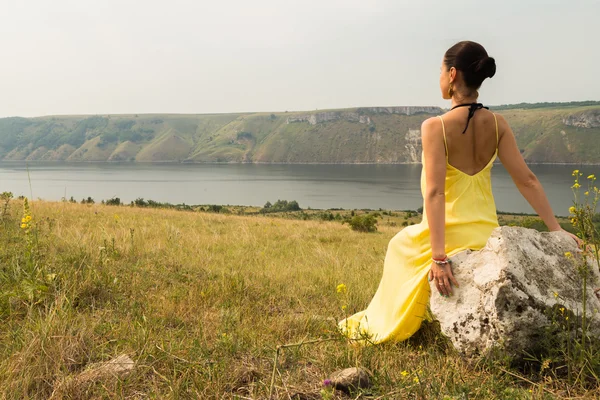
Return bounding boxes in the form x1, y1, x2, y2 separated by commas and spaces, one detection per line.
339, 114, 500, 344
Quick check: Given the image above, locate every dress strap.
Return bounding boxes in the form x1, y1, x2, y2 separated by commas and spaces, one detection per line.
493, 113, 499, 148
437, 116, 448, 158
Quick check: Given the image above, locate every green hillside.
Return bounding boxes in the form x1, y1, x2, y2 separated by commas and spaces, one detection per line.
1, 103, 599, 164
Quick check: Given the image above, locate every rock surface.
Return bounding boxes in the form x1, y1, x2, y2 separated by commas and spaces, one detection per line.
356, 106, 442, 116
286, 106, 442, 125
563, 109, 600, 128
50, 354, 135, 398
326, 367, 371, 394
430, 226, 600, 357
286, 111, 372, 125
75, 354, 135, 382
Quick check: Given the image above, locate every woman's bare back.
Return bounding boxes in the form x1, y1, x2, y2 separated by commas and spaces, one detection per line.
440, 108, 499, 176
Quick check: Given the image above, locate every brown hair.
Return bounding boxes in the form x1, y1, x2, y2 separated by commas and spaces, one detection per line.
444, 41, 496, 90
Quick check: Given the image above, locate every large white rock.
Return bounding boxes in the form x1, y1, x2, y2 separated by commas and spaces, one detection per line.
430, 226, 600, 357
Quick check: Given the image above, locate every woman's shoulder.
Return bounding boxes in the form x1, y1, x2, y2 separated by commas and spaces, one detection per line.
421, 115, 443, 129
420, 116, 444, 138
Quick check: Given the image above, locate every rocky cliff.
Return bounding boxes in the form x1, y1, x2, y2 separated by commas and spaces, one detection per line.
562, 109, 600, 128
1, 104, 600, 164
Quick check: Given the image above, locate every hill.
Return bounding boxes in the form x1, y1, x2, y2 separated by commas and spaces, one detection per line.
1, 102, 600, 164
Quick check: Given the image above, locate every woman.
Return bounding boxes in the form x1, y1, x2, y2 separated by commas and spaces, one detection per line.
339, 41, 580, 344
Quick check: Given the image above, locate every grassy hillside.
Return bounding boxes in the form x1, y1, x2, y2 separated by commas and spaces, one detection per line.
1, 103, 600, 164
1, 199, 595, 398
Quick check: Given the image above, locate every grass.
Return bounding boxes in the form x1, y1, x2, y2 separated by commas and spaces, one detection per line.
0, 199, 598, 399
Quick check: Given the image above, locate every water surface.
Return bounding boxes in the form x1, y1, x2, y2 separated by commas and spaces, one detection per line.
0, 162, 596, 215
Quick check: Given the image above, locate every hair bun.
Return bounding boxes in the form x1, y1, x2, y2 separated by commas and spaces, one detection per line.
475, 56, 496, 79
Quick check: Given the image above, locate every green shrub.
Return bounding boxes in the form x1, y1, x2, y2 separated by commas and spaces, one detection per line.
105, 197, 121, 206
347, 214, 377, 233
259, 200, 301, 214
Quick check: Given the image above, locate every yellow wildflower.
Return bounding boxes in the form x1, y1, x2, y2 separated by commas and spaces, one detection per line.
25, 215, 31, 222
566, 316, 569, 321
20, 223, 27, 229
341, 305, 347, 311
572, 169, 579, 176
560, 307, 565, 313
413, 377, 420, 383
21, 217, 26, 223
585, 191, 589, 196
569, 206, 576, 214
336, 283, 347, 294
401, 370, 409, 377
564, 252, 572, 258
572, 183, 581, 189
588, 174, 596, 180
541, 359, 551, 370
553, 292, 558, 298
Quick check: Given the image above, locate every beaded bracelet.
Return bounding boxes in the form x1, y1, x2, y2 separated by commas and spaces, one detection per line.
432, 256, 449, 265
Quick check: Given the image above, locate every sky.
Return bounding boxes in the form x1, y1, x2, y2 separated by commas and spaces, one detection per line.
0, 0, 598, 118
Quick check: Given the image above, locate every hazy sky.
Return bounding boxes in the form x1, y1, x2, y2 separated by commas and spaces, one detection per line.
1, 0, 598, 117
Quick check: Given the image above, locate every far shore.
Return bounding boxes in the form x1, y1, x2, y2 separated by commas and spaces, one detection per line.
1, 159, 600, 166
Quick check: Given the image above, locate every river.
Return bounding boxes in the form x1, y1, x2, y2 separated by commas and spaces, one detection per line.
0, 162, 597, 215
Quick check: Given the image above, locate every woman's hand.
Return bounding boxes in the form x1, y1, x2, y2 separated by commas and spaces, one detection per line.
561, 229, 583, 248
428, 261, 459, 297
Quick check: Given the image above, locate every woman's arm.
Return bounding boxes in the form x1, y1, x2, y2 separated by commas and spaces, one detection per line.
422, 117, 447, 256
422, 117, 458, 296
496, 114, 562, 231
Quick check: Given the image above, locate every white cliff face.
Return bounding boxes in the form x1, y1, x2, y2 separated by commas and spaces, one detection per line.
286, 107, 442, 125
287, 112, 371, 125
563, 110, 600, 128
404, 129, 422, 163
430, 227, 600, 358
356, 106, 442, 116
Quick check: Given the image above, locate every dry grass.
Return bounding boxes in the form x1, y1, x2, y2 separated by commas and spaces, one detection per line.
0, 200, 596, 399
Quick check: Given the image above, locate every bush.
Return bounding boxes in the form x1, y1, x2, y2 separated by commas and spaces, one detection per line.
236, 131, 253, 140
206, 205, 223, 213
348, 214, 377, 233
132, 198, 148, 207
319, 212, 335, 221
105, 197, 121, 206
259, 200, 301, 214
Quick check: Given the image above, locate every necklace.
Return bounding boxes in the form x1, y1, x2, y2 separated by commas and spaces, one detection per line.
450, 103, 489, 134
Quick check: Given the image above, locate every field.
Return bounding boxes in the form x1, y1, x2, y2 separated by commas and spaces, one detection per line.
0, 199, 596, 399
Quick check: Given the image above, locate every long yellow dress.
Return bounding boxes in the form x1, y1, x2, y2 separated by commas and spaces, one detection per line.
339, 114, 500, 344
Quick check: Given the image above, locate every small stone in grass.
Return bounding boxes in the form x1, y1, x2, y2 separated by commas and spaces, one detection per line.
327, 367, 371, 394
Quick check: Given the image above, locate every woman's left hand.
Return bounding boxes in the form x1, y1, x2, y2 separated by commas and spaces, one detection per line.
428, 261, 459, 297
